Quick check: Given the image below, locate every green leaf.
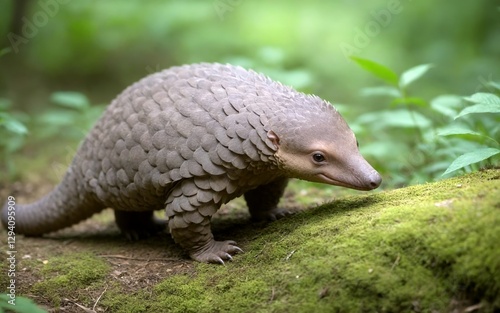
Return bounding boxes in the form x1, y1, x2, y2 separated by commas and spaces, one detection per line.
437, 127, 482, 137
349, 56, 398, 85
390, 97, 428, 107
399, 64, 433, 89
51, 92, 90, 110
3, 119, 28, 135
455, 93, 500, 119
0, 113, 28, 135
0, 294, 47, 313
430, 95, 463, 118
436, 127, 498, 145
464, 92, 500, 105
38, 110, 79, 126
436, 126, 499, 144
455, 103, 500, 119
442, 148, 500, 176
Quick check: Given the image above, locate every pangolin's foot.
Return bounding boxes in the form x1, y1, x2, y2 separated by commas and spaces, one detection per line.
190, 240, 243, 265
251, 207, 294, 222
114, 210, 167, 241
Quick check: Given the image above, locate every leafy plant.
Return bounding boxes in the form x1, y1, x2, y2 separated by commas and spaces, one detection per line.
0, 98, 29, 178
0, 91, 105, 181
0, 294, 47, 313
35, 91, 105, 140
438, 92, 500, 175
349, 56, 499, 185
350, 56, 433, 138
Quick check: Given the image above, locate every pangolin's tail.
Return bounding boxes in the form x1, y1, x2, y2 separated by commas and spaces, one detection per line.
1, 167, 104, 236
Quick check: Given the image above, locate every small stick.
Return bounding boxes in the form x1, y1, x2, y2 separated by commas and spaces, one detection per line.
269, 287, 276, 302
92, 286, 108, 311
285, 250, 296, 261
391, 254, 400, 271
64, 299, 94, 313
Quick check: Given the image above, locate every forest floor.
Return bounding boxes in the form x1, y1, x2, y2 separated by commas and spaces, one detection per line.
0, 169, 499, 312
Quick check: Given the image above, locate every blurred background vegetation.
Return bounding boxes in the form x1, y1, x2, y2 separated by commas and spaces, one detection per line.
0, 0, 498, 189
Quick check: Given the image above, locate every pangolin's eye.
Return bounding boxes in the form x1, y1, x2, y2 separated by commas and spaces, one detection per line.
312, 153, 326, 163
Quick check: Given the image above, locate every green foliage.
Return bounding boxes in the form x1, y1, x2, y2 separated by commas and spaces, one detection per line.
442, 148, 500, 176
457, 93, 500, 118
399, 64, 434, 90
350, 57, 500, 185
0, 294, 47, 313
0, 98, 29, 178
349, 56, 398, 86
440, 92, 500, 175
0, 91, 105, 180
0, 102, 27, 136
35, 91, 105, 140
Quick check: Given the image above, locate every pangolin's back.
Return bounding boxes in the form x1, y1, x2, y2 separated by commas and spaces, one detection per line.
77, 63, 298, 211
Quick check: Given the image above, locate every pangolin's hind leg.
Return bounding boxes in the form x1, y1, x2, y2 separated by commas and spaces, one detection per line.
114, 210, 167, 241
244, 177, 291, 221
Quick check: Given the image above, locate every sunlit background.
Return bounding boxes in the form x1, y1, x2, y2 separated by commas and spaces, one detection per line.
0, 0, 498, 187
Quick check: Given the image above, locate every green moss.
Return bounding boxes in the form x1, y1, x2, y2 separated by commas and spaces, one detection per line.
32, 253, 110, 307
150, 267, 274, 313
153, 275, 212, 313
99, 284, 151, 313
145, 169, 499, 313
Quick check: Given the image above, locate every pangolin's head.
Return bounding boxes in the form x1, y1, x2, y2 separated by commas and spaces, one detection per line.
268, 95, 381, 191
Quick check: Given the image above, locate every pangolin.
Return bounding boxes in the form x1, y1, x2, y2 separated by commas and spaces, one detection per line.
1, 63, 381, 264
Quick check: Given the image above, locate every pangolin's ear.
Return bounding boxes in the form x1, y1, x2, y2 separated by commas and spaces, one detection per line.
267, 130, 280, 149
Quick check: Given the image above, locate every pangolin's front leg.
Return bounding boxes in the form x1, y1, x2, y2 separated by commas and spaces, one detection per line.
165, 180, 242, 264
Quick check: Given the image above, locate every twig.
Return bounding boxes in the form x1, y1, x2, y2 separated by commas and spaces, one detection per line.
285, 250, 296, 261
93, 286, 108, 311
64, 298, 95, 313
254, 244, 268, 258
464, 303, 483, 312
269, 287, 275, 302
391, 254, 400, 271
